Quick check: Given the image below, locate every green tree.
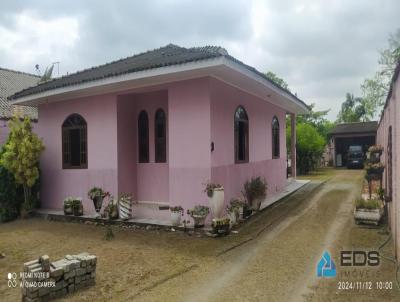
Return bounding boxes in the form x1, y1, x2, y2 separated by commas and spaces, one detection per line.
361, 29, 400, 113
265, 71, 290, 91
296, 103, 335, 141
287, 123, 325, 174
1, 116, 44, 211
336, 93, 371, 123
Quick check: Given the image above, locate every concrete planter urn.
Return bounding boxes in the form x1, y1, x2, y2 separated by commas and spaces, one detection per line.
88, 187, 109, 215
118, 193, 133, 220
93, 196, 104, 213
192, 215, 207, 228
170, 206, 183, 227
73, 201, 83, 216
188, 205, 210, 228
251, 197, 263, 211
63, 199, 73, 215
354, 208, 383, 225
228, 210, 238, 227
205, 184, 224, 218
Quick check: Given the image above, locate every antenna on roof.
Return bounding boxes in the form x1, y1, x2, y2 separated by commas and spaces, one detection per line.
35, 64, 41, 76
52, 61, 60, 77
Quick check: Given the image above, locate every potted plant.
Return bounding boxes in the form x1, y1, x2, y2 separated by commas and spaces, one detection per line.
170, 206, 184, 226
226, 198, 244, 225
368, 145, 383, 155
63, 197, 74, 215
88, 187, 109, 213
103, 196, 118, 220
187, 205, 210, 228
211, 217, 231, 236
354, 198, 383, 225
242, 176, 267, 211
118, 193, 134, 220
71, 198, 83, 216
365, 162, 384, 175
204, 182, 224, 218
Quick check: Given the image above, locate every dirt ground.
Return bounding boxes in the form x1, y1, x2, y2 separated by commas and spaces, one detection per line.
0, 168, 399, 301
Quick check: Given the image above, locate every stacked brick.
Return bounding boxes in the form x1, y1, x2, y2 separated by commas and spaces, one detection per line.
22, 252, 97, 302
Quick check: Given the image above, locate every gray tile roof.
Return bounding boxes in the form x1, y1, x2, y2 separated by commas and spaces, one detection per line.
329, 121, 378, 135
8, 44, 307, 109
0, 67, 39, 119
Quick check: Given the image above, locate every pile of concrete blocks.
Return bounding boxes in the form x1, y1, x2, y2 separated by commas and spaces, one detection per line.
22, 252, 97, 302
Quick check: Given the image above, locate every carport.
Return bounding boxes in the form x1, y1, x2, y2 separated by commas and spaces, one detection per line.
329, 121, 377, 167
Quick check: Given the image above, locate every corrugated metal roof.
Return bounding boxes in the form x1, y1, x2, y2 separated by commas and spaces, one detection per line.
0, 67, 39, 119
329, 121, 378, 135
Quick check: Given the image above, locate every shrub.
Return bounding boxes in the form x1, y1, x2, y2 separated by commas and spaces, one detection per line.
170, 206, 184, 213
242, 177, 267, 207
354, 198, 382, 210
1, 116, 44, 211
187, 205, 210, 217
0, 165, 22, 222
203, 182, 223, 198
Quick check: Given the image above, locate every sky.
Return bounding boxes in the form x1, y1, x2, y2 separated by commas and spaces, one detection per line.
0, 0, 399, 120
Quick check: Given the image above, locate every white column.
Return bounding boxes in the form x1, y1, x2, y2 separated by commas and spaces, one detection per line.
291, 113, 296, 179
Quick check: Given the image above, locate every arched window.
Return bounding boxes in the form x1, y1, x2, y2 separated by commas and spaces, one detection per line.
234, 106, 249, 163
154, 109, 167, 163
62, 114, 87, 169
272, 116, 280, 158
138, 110, 149, 163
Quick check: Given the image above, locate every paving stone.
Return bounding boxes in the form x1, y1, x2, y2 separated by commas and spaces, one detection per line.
50, 266, 63, 279
63, 269, 76, 280
76, 267, 86, 276
38, 286, 50, 297
39, 255, 50, 272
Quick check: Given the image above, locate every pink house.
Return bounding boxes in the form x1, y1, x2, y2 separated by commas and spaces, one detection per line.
9, 44, 308, 221
377, 60, 400, 259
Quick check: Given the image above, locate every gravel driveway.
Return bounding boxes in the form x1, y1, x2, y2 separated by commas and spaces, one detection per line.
136, 169, 400, 302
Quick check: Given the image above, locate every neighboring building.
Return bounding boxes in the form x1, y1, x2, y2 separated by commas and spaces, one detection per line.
377, 60, 400, 260
9, 44, 308, 221
328, 121, 377, 167
0, 67, 39, 144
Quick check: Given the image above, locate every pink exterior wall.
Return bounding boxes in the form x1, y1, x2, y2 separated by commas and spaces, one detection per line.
377, 71, 400, 259
210, 78, 287, 204
35, 76, 290, 221
36, 94, 119, 212
117, 90, 169, 202
168, 78, 211, 212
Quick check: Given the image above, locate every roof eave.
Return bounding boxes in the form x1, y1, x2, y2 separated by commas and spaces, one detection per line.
10, 57, 308, 114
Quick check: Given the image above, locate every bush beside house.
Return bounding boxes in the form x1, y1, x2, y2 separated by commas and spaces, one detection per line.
0, 116, 43, 222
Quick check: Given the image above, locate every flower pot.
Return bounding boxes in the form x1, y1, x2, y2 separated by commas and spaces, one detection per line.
170, 211, 182, 226
367, 168, 384, 175
208, 188, 224, 218
251, 197, 263, 211
64, 205, 73, 215
92, 196, 104, 213
242, 204, 253, 219
211, 218, 231, 236
109, 206, 119, 220
119, 197, 132, 220
354, 208, 383, 225
191, 214, 207, 228
228, 211, 237, 227
73, 203, 83, 216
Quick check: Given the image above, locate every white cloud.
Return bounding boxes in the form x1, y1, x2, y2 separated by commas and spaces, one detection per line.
0, 1, 399, 120
0, 10, 79, 75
